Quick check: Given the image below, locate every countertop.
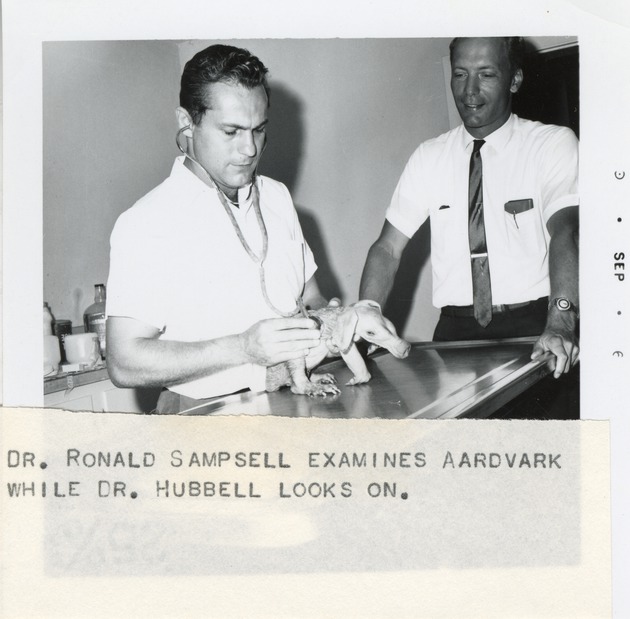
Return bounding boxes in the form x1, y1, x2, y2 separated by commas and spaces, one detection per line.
44, 364, 110, 395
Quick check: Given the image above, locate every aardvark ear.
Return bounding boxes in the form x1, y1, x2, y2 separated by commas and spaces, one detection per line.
330, 307, 359, 354
352, 299, 381, 311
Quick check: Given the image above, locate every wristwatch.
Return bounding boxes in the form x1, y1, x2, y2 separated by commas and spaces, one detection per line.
548, 297, 579, 317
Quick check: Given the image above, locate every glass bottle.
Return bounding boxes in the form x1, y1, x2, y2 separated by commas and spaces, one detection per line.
43, 302, 54, 336
83, 284, 107, 358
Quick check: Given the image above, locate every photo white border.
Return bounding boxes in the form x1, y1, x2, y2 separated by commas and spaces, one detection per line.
2, 0, 629, 615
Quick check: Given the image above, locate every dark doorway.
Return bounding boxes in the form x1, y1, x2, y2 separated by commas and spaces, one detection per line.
512, 43, 579, 138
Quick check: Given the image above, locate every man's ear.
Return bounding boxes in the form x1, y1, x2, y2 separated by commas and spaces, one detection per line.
175, 107, 194, 135
510, 68, 524, 94
330, 308, 359, 354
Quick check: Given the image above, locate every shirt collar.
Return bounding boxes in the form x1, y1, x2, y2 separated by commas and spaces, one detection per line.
461, 113, 516, 153
172, 155, 259, 212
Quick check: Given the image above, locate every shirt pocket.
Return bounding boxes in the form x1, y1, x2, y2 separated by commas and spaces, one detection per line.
504, 198, 535, 230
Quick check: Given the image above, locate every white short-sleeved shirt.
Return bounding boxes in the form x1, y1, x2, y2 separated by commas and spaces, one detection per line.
107, 157, 317, 399
386, 114, 579, 308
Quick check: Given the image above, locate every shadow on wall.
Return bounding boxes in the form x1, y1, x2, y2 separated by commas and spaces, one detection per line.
258, 81, 304, 194
384, 220, 431, 336
295, 209, 343, 302
258, 81, 343, 302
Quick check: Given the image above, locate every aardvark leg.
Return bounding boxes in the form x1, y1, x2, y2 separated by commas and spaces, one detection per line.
287, 358, 340, 397
341, 344, 371, 386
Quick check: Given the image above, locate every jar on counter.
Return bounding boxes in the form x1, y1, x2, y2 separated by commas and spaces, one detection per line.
83, 284, 107, 359
43, 302, 54, 336
53, 319, 73, 363
43, 335, 61, 376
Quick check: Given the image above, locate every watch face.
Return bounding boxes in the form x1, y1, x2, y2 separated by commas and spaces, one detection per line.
557, 298, 571, 310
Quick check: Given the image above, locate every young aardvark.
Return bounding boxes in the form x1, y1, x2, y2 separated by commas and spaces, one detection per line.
268, 300, 411, 397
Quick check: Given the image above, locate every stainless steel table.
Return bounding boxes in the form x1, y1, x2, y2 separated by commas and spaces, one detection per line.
180, 337, 553, 419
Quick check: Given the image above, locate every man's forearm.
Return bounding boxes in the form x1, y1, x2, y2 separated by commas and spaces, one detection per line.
359, 243, 401, 307
531, 206, 579, 376
108, 333, 247, 389
107, 314, 322, 390
546, 208, 579, 332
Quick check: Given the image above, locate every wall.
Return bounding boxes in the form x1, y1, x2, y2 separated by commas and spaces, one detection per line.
43, 40, 182, 327
43, 38, 452, 341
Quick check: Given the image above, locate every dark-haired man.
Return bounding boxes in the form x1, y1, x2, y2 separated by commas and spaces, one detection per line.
360, 37, 579, 380
106, 44, 329, 413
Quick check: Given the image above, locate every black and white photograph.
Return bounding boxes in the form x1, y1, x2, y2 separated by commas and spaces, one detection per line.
1, 0, 628, 617
41, 36, 580, 420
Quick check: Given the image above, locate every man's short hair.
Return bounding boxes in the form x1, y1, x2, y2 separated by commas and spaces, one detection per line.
180, 44, 270, 125
449, 37, 525, 76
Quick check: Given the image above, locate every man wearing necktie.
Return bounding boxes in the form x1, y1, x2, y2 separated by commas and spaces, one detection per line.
360, 37, 579, 381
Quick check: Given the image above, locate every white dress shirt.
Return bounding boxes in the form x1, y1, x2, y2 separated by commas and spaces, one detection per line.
107, 157, 317, 398
386, 114, 579, 307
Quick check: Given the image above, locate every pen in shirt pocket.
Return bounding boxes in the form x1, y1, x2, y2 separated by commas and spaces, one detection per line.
504, 199, 534, 229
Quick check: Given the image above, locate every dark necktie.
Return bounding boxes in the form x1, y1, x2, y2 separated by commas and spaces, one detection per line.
468, 139, 492, 327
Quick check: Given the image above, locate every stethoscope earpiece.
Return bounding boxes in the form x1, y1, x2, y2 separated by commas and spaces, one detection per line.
175, 125, 191, 154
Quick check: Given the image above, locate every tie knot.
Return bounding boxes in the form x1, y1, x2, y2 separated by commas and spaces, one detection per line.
472, 139, 485, 154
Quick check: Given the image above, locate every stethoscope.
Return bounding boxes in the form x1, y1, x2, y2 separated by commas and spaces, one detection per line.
176, 125, 308, 318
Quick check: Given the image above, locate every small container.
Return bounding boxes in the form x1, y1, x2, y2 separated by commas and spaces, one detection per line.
43, 334, 61, 376
43, 302, 54, 336
83, 284, 107, 359
53, 319, 73, 363
64, 333, 100, 367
